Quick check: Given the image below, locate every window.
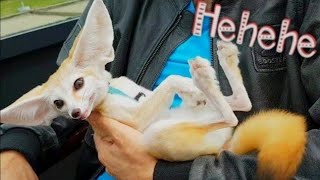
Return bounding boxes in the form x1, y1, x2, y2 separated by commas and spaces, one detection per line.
0, 0, 88, 60
1, 0, 88, 37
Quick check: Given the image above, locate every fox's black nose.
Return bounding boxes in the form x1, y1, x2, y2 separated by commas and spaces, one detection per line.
71, 108, 81, 119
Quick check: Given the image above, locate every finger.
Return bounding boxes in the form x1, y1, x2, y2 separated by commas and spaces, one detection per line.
88, 111, 106, 129
89, 111, 143, 144
93, 134, 122, 172
94, 133, 114, 146
89, 111, 115, 137
90, 112, 126, 136
94, 134, 114, 163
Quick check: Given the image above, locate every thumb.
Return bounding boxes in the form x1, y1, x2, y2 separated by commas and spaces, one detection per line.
88, 111, 139, 142
88, 111, 116, 137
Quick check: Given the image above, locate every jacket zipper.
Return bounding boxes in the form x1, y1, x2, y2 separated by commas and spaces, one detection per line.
210, 1, 218, 69
210, 1, 214, 67
211, 37, 219, 70
136, 13, 183, 84
151, 33, 192, 88
210, 37, 214, 65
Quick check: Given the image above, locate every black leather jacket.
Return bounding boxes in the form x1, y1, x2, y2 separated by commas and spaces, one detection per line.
1, 0, 320, 179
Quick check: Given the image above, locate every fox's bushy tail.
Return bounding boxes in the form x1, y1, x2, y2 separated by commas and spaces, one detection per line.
228, 110, 306, 180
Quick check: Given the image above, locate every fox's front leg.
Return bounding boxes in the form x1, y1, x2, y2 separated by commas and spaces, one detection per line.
217, 41, 252, 112
189, 57, 238, 127
133, 75, 193, 131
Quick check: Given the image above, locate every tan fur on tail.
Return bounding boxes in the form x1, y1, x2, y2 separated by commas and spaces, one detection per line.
228, 110, 306, 180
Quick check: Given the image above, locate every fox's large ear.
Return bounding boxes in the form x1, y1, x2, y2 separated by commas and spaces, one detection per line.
0, 95, 58, 126
72, 0, 114, 69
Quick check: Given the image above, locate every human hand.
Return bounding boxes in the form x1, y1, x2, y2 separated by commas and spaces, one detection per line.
0, 151, 38, 180
89, 112, 157, 180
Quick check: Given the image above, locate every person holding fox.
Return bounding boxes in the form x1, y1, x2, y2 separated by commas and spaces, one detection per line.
1, 0, 320, 180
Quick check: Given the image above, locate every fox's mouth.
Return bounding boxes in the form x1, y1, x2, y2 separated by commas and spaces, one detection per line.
78, 93, 95, 120
80, 109, 91, 120
86, 93, 96, 119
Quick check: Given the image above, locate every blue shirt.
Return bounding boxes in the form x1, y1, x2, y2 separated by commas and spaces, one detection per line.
152, 1, 212, 108
98, 1, 212, 179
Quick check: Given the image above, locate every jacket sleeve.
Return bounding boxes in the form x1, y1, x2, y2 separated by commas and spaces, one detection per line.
154, 160, 193, 180
0, 127, 42, 171
153, 153, 257, 180
0, 117, 87, 173
300, 0, 320, 126
153, 129, 320, 180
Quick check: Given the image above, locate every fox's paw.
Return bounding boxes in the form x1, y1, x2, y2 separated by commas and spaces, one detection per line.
166, 75, 199, 96
179, 90, 208, 108
189, 56, 218, 92
189, 56, 211, 70
166, 75, 207, 107
217, 41, 240, 69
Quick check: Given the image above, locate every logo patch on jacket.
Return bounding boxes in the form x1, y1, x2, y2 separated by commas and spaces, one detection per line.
252, 43, 287, 72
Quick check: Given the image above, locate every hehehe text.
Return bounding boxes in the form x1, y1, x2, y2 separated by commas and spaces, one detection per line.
192, 2, 317, 58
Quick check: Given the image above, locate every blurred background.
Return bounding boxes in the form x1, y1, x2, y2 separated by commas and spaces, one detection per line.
1, 0, 88, 37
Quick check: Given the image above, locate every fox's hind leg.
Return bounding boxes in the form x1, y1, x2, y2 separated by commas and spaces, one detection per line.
171, 79, 209, 108
189, 56, 238, 126
216, 41, 252, 111
132, 75, 202, 131
142, 119, 233, 161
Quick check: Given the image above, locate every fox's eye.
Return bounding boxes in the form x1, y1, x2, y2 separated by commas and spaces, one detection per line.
54, 100, 64, 109
74, 77, 84, 90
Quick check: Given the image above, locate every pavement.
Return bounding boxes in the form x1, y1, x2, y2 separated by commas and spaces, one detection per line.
0, 0, 89, 37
